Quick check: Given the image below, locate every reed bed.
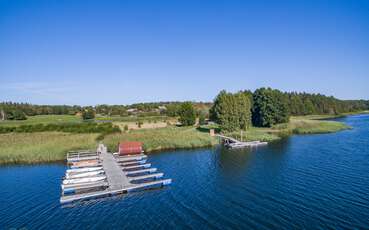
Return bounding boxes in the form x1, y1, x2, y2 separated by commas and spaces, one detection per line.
103, 127, 218, 153
0, 132, 98, 164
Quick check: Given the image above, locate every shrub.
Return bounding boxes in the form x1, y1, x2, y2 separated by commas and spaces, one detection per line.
7, 110, 27, 120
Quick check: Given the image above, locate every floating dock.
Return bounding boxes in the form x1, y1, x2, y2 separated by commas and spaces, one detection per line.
60, 146, 171, 204
217, 134, 268, 149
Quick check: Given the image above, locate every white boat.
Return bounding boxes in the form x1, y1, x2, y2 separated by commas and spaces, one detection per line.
65, 170, 104, 179
61, 181, 107, 190
62, 176, 106, 185
66, 167, 103, 174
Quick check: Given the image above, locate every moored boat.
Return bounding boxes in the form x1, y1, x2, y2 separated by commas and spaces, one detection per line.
65, 170, 105, 179
66, 167, 103, 174
71, 160, 100, 168
62, 176, 106, 185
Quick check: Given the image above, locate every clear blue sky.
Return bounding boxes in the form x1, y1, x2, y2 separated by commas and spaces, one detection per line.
1, 0, 368, 105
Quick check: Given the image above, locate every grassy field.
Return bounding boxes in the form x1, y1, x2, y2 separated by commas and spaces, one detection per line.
0, 115, 82, 127
95, 115, 168, 123
103, 127, 218, 153
0, 114, 169, 127
0, 132, 98, 164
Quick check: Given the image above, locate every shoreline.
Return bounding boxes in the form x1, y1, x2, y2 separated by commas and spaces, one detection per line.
0, 113, 366, 165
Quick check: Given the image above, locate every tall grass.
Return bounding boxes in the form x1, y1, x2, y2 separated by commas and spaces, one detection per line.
0, 132, 98, 164
286, 118, 350, 134
0, 116, 350, 165
103, 126, 218, 153
223, 117, 350, 142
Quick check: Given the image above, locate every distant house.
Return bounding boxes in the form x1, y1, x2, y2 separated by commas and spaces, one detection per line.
127, 108, 137, 113
158, 106, 167, 111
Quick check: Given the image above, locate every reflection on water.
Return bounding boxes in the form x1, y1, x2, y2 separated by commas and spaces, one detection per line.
218, 146, 253, 176
1, 115, 369, 229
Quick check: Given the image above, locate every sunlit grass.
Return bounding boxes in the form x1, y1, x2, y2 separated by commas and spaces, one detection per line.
219, 116, 350, 142
0, 115, 82, 127
0, 132, 98, 164
103, 126, 218, 153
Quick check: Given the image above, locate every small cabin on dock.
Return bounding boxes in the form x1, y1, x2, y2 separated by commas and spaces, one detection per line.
119, 141, 143, 155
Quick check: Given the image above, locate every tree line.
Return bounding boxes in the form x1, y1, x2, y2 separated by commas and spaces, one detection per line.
0, 101, 212, 121
0, 102, 82, 120
210, 88, 369, 132
1, 89, 368, 127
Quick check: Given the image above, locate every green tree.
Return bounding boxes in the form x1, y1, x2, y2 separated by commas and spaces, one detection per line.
235, 92, 252, 130
210, 90, 251, 132
252, 88, 289, 127
198, 112, 207, 125
179, 102, 196, 126
82, 108, 95, 120
166, 103, 181, 117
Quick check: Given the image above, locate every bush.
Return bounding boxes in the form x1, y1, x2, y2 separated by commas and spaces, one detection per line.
7, 110, 27, 120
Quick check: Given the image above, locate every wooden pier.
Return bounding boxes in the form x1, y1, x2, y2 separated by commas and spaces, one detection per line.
60, 147, 171, 204
216, 134, 268, 149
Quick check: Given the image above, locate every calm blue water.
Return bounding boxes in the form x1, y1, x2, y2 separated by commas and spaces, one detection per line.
1, 115, 369, 229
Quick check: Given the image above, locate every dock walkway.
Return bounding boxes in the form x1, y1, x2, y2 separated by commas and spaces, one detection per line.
60, 149, 171, 204
101, 152, 129, 190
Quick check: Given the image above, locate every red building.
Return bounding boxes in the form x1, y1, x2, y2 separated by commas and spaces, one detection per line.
118, 141, 143, 155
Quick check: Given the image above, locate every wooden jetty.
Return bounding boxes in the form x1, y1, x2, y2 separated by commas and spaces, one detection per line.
60, 147, 171, 204
216, 134, 268, 149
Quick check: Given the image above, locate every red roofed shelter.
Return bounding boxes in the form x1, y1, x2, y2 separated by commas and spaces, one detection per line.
119, 141, 143, 155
